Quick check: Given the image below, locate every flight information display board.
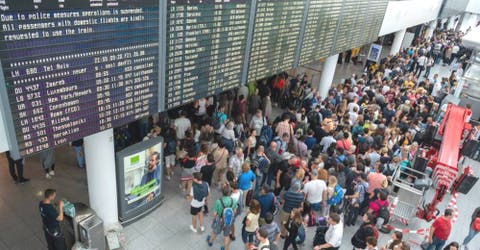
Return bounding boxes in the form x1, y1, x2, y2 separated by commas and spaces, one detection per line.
0, 0, 160, 156
247, 0, 305, 82
334, 0, 363, 54
361, 0, 387, 46
299, 0, 342, 65
166, 0, 250, 109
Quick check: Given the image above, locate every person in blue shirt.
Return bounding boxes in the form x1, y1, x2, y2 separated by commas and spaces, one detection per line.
305, 129, 317, 150
238, 162, 256, 191
256, 185, 275, 224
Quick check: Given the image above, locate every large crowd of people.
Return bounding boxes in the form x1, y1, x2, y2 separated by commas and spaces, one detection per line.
123, 27, 480, 250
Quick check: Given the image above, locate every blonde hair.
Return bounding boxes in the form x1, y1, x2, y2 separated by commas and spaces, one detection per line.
291, 208, 303, 224
328, 176, 338, 187
241, 162, 250, 173
295, 168, 305, 180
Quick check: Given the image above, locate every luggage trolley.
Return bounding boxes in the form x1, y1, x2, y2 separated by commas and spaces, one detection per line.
389, 160, 431, 225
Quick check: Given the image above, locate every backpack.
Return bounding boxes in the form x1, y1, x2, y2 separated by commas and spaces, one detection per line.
212, 112, 223, 130
220, 198, 235, 227
327, 184, 344, 206
307, 110, 321, 127
251, 154, 269, 174
260, 242, 279, 250
373, 134, 384, 148
192, 182, 208, 201
258, 123, 273, 147
296, 223, 306, 244
166, 138, 177, 155
375, 200, 390, 222
351, 224, 378, 248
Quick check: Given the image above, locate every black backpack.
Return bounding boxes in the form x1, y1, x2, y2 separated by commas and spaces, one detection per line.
212, 112, 222, 130
375, 200, 390, 222
307, 110, 320, 127
260, 242, 279, 250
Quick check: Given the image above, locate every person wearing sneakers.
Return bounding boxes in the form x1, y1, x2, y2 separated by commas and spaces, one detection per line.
163, 127, 177, 181
40, 148, 56, 179
188, 172, 209, 233
207, 184, 237, 250
6, 151, 29, 184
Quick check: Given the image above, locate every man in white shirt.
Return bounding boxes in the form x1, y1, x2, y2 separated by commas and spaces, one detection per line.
228, 147, 244, 177
314, 213, 343, 250
320, 131, 337, 153
250, 109, 267, 135
452, 44, 460, 63
174, 111, 191, 140
416, 54, 427, 78
303, 170, 327, 214
347, 96, 360, 113
431, 74, 442, 98
255, 229, 271, 250
348, 106, 359, 125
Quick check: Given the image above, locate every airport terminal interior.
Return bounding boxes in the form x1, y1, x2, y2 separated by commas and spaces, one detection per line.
1, 0, 480, 250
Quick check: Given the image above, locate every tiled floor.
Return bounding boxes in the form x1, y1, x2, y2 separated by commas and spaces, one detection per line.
0, 53, 479, 250
0, 147, 88, 250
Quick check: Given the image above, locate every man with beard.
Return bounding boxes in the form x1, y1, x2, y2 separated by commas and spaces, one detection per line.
140, 152, 161, 202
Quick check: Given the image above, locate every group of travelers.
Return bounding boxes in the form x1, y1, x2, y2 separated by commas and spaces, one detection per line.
128, 26, 480, 250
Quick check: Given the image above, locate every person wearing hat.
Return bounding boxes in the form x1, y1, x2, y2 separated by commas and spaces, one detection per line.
279, 181, 304, 238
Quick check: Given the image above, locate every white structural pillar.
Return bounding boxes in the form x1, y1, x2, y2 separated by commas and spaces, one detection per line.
447, 16, 456, 30
426, 20, 436, 39
318, 54, 339, 100
84, 128, 120, 230
390, 29, 406, 56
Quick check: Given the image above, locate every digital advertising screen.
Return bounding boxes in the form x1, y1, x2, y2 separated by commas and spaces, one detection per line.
116, 136, 164, 223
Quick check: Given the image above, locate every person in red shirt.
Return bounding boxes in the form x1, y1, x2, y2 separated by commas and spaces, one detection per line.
462, 207, 480, 249
272, 75, 285, 104
367, 191, 389, 229
426, 208, 453, 250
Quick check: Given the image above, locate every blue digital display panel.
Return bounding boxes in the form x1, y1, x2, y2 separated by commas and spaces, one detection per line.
0, 0, 160, 156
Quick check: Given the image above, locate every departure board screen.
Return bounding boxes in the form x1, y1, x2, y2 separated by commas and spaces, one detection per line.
362, 0, 387, 46
166, 0, 249, 109
334, 0, 362, 54
0, 0, 160, 156
299, 0, 342, 65
247, 0, 304, 82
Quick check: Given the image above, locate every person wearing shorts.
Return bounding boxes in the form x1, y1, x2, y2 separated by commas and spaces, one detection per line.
189, 172, 209, 233
181, 150, 196, 195
164, 127, 177, 181
207, 185, 237, 250
242, 200, 260, 250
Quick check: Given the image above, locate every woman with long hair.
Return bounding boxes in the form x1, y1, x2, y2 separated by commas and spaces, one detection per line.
242, 199, 261, 250
283, 208, 303, 250
380, 231, 403, 250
